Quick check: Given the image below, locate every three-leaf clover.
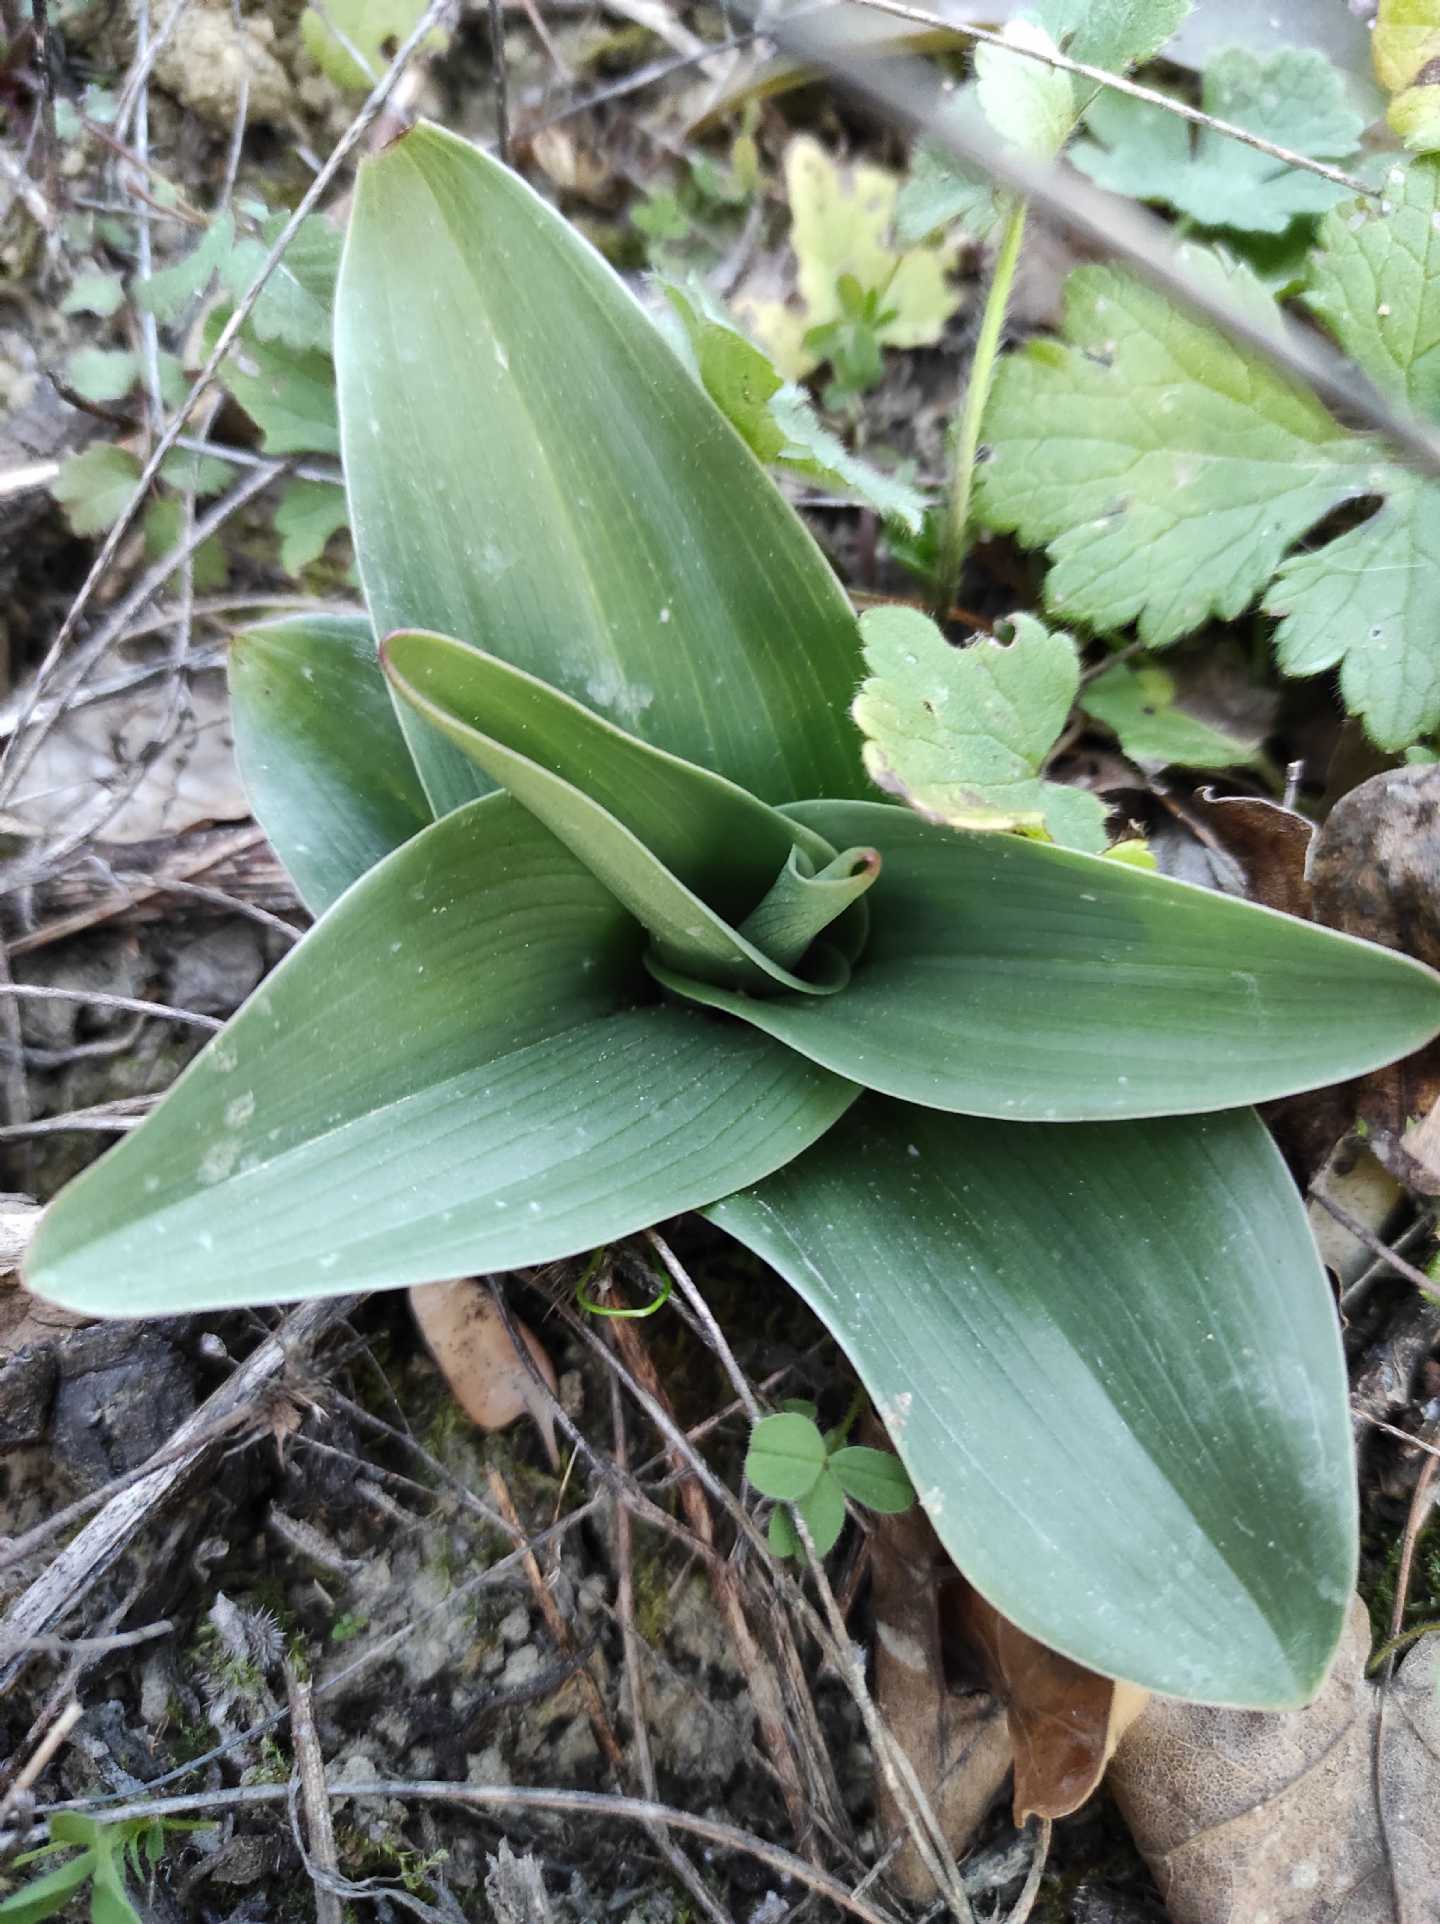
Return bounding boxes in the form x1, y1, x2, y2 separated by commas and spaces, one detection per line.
746, 1405, 915, 1558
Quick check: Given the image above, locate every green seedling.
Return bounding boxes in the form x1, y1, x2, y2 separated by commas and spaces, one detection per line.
747, 1404, 914, 1558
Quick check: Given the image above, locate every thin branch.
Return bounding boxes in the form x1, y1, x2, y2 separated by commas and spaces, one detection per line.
0, 983, 221, 1031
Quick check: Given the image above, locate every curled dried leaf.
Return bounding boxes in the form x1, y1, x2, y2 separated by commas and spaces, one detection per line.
947, 1583, 1149, 1821
409, 1280, 558, 1467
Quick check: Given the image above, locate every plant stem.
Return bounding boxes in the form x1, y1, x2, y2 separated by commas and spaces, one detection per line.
934, 195, 1027, 621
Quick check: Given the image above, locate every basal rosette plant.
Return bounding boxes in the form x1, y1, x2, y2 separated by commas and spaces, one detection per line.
26, 125, 1440, 1711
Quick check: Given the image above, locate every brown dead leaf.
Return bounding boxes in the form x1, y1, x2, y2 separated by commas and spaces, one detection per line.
868, 1486, 1011, 1896
1110, 1598, 1440, 1924
1191, 792, 1315, 921
409, 1280, 558, 1467
945, 1583, 1149, 1822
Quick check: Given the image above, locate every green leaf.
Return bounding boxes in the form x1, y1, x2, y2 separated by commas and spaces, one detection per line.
336, 123, 867, 814
895, 0, 1190, 248
216, 322, 339, 456
24, 797, 856, 1316
159, 449, 231, 498
745, 1410, 827, 1498
976, 19, 1076, 161
1036, 0, 1191, 71
1302, 159, 1440, 420
828, 1445, 914, 1514
742, 135, 959, 383
975, 236, 1440, 747
1080, 660, 1266, 770
300, 0, 447, 91
383, 629, 859, 995
660, 280, 926, 531
895, 122, 1003, 248
0, 1848, 96, 1922
852, 606, 1110, 852
60, 270, 125, 318
244, 214, 343, 353
1073, 47, 1364, 233
653, 797, 1440, 1121
137, 212, 238, 322
228, 614, 432, 913
142, 499, 227, 592
50, 445, 141, 537
1375, 0, 1440, 151
65, 347, 138, 405
709, 1100, 1355, 1706
797, 1466, 847, 1557
273, 478, 349, 574
768, 1503, 802, 1558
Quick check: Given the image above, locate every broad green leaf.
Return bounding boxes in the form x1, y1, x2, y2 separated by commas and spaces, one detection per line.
852, 607, 1109, 852
745, 1411, 827, 1498
828, 1445, 914, 1513
0, 1847, 96, 1921
336, 123, 867, 814
736, 135, 959, 382
383, 629, 862, 995
975, 239, 1440, 747
1073, 48, 1365, 232
661, 280, 926, 531
66, 346, 137, 404
654, 797, 1440, 1121
273, 478, 349, 574
1375, 0, 1440, 151
710, 1100, 1354, 1706
1080, 660, 1266, 770
798, 1466, 847, 1557
50, 445, 141, 537
25, 797, 856, 1316
229, 614, 431, 913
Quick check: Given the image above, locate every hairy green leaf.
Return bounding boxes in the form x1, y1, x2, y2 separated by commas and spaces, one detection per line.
1073, 47, 1365, 233
337, 123, 867, 814
50, 445, 141, 537
852, 606, 1109, 851
229, 614, 432, 912
215, 322, 339, 456
710, 1100, 1354, 1705
976, 223, 1440, 748
65, 346, 138, 404
654, 797, 1440, 1120
25, 798, 856, 1315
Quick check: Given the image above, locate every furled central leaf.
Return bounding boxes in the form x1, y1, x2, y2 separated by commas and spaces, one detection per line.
383, 629, 873, 994
336, 122, 868, 812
